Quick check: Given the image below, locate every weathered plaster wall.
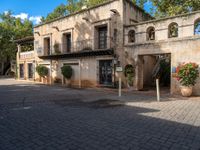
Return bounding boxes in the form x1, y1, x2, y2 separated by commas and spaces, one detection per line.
125, 12, 200, 44
125, 37, 200, 95
125, 12, 200, 95
123, 0, 152, 25
34, 0, 122, 56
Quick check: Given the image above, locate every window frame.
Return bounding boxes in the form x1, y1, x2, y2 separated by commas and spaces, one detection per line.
128, 30, 136, 43
168, 22, 179, 38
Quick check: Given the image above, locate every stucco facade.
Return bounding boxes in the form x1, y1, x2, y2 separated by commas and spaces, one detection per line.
33, 0, 151, 87
125, 12, 200, 95
15, 37, 35, 81
16, 0, 200, 95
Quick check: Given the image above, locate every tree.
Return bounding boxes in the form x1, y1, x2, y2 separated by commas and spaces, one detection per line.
45, 4, 67, 22
151, 0, 200, 17
0, 11, 33, 75
86, 0, 107, 7
41, 0, 150, 23
132, 0, 148, 9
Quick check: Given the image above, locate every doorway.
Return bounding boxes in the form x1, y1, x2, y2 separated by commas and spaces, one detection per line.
138, 54, 171, 93
19, 64, 24, 79
28, 63, 33, 79
99, 60, 112, 86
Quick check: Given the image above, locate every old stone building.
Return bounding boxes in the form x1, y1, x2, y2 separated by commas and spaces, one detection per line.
15, 36, 35, 80
125, 11, 200, 95
16, 0, 200, 95
33, 0, 151, 87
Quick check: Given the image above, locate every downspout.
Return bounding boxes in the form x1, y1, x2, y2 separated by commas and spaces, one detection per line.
79, 59, 81, 88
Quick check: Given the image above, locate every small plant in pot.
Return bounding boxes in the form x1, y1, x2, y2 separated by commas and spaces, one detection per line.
54, 42, 61, 54
36, 65, 49, 83
124, 64, 135, 89
176, 62, 199, 97
61, 65, 73, 87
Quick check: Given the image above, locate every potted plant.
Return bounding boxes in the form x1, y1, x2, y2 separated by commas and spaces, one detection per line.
124, 64, 135, 88
61, 65, 73, 86
54, 42, 61, 54
36, 65, 49, 83
176, 62, 199, 97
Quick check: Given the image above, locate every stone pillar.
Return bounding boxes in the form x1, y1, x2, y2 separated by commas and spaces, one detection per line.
135, 55, 144, 90
16, 44, 21, 79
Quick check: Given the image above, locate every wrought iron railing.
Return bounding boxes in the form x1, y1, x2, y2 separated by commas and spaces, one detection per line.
37, 37, 116, 56
20, 51, 35, 59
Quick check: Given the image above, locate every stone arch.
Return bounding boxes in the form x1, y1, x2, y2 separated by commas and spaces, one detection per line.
146, 26, 155, 41
128, 30, 135, 43
168, 22, 178, 38
194, 18, 200, 35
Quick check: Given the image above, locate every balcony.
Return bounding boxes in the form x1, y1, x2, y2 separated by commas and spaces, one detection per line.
37, 37, 115, 59
19, 51, 34, 60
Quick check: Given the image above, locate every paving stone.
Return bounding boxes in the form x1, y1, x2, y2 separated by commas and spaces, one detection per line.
0, 79, 200, 150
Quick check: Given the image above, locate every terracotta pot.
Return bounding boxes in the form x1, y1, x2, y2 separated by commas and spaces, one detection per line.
65, 79, 71, 87
180, 86, 193, 97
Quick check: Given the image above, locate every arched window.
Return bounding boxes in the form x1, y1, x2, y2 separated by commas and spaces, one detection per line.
128, 30, 135, 43
194, 18, 200, 35
146, 27, 155, 41
168, 22, 178, 38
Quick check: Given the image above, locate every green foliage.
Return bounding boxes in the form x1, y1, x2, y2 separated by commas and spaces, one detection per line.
132, 0, 148, 9
53, 42, 61, 54
21, 44, 34, 52
124, 64, 135, 86
66, 0, 84, 13
151, 0, 200, 17
44, 4, 67, 22
86, 0, 107, 7
0, 11, 33, 61
61, 65, 73, 79
43, 0, 149, 23
176, 63, 199, 87
36, 65, 49, 77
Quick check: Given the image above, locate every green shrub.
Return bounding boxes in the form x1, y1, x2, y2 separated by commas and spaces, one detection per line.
61, 65, 73, 79
124, 64, 135, 86
36, 65, 48, 78
176, 62, 199, 86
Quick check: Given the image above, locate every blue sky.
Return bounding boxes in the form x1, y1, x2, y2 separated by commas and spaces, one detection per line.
0, 0, 152, 24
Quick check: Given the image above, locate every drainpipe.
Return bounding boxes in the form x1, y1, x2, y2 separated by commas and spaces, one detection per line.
50, 60, 52, 85
79, 59, 81, 88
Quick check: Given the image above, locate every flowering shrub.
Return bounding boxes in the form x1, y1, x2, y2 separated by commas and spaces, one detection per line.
176, 62, 199, 86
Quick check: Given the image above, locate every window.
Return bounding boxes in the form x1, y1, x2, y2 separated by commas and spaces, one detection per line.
44, 37, 51, 55
98, 26, 107, 49
147, 27, 155, 41
168, 23, 178, 38
63, 33, 71, 53
128, 30, 135, 43
194, 18, 200, 35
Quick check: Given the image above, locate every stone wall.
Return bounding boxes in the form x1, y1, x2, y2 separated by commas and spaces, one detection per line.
125, 11, 200, 95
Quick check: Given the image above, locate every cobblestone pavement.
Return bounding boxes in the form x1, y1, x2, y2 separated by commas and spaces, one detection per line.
0, 79, 200, 150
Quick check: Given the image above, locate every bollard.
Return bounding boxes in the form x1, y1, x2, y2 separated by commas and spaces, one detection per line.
119, 77, 121, 97
156, 79, 160, 102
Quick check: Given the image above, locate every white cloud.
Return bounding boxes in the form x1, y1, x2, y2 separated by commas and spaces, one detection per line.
4, 11, 9, 15
13, 13, 28, 20
29, 16, 42, 24
12, 12, 42, 24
